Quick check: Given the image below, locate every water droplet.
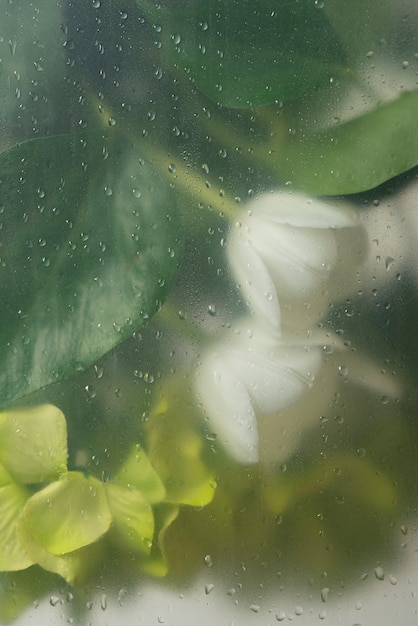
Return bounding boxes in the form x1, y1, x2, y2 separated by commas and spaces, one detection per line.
168, 163, 176, 174
9, 39, 17, 55
37, 188, 45, 198
389, 575, 397, 585
385, 256, 395, 271
100, 594, 107, 611
318, 609, 327, 620
321, 588, 329, 603
84, 385, 96, 399
207, 304, 218, 317
49, 596, 60, 607
374, 566, 385, 581
92, 0, 101, 7
337, 365, 349, 377
276, 611, 286, 621
204, 554, 213, 567
205, 584, 214, 595
314, 0, 325, 7
250, 604, 260, 613
104, 185, 113, 196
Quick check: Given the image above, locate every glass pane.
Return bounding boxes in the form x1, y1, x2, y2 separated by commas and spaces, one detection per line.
1, 1, 418, 624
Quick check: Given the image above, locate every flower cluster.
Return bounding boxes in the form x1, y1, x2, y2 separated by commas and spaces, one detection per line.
0, 402, 215, 584
194, 191, 358, 464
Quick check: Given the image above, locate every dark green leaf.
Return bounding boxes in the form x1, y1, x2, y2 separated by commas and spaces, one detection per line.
139, 0, 346, 108
0, 131, 181, 406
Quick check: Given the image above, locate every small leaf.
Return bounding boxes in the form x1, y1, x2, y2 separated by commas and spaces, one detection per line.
0, 485, 33, 571
0, 568, 59, 624
112, 445, 166, 504
106, 483, 154, 555
146, 383, 216, 507
16, 518, 103, 585
0, 463, 13, 488
0, 405, 67, 484
20, 472, 112, 555
0, 130, 182, 406
140, 504, 179, 577
280, 89, 418, 195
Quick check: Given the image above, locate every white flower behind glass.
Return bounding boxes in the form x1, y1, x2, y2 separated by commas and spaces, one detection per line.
227, 191, 358, 333
194, 322, 323, 464
194, 191, 359, 464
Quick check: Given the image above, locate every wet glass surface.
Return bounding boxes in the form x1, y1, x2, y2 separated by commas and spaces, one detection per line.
1, 1, 418, 624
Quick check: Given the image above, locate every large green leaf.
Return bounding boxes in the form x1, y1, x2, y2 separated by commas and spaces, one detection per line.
0, 130, 181, 406
20, 472, 112, 555
139, 0, 346, 108
279, 89, 418, 195
0, 405, 67, 485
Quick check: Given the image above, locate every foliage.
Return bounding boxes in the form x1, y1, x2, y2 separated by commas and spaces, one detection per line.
0, 0, 418, 621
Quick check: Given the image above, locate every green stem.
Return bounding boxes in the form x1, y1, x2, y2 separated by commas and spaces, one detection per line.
90, 92, 241, 222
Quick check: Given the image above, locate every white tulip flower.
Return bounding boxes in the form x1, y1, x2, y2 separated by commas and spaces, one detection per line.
194, 322, 322, 464
227, 191, 358, 332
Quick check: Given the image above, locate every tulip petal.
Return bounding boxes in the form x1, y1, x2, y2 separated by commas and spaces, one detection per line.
250, 192, 358, 228
194, 349, 259, 464
227, 224, 282, 333
254, 221, 338, 298
227, 324, 323, 414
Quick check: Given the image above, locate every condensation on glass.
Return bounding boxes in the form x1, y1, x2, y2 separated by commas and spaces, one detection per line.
1, 1, 418, 625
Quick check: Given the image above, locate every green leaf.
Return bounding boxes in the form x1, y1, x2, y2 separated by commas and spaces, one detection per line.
0, 485, 33, 572
0, 463, 13, 488
280, 89, 418, 195
0, 568, 59, 624
140, 0, 346, 108
0, 405, 67, 484
140, 504, 179, 577
20, 472, 112, 555
16, 518, 103, 585
146, 384, 216, 507
112, 445, 166, 504
0, 130, 181, 406
0, 1, 70, 147
106, 483, 154, 555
